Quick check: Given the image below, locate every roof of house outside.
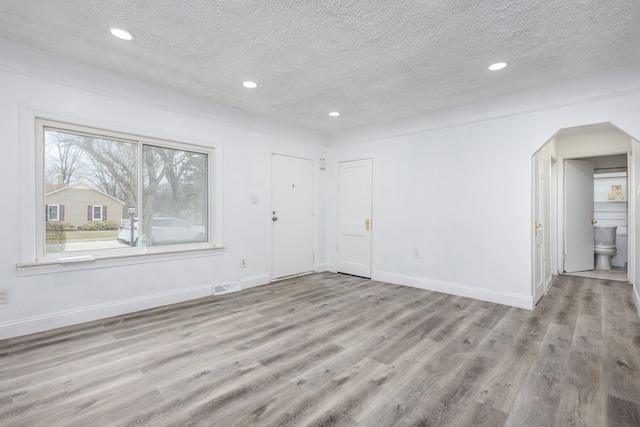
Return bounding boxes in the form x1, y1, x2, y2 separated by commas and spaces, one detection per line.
45, 183, 125, 205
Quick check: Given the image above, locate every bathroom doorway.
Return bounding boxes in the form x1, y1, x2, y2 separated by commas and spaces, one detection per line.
563, 154, 629, 281
532, 122, 639, 301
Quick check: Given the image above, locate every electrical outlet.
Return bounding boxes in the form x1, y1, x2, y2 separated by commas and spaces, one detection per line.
413, 250, 420, 259
0, 289, 9, 304
241, 259, 247, 268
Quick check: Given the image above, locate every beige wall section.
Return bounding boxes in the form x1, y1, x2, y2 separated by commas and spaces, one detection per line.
555, 126, 630, 158
46, 184, 125, 227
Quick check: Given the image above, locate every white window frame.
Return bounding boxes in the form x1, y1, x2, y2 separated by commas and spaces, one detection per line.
47, 204, 60, 222
17, 107, 223, 272
92, 205, 103, 221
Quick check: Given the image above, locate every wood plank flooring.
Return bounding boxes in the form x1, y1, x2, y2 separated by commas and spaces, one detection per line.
1, 273, 640, 426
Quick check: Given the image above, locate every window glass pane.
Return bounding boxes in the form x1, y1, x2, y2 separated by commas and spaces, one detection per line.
44, 128, 138, 254
48, 205, 59, 221
142, 145, 208, 246
92, 205, 102, 220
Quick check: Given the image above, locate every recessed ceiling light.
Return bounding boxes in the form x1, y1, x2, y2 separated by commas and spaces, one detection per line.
243, 81, 258, 89
488, 62, 508, 71
110, 27, 134, 41
329, 111, 340, 117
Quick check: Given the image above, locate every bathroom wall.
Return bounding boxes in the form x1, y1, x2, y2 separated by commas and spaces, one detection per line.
592, 154, 628, 169
592, 153, 629, 268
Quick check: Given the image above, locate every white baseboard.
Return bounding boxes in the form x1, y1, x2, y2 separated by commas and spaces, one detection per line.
315, 263, 333, 272
633, 284, 640, 321
373, 271, 534, 310
0, 284, 213, 340
239, 274, 270, 289
1, 270, 535, 340
545, 274, 554, 293
0, 274, 274, 340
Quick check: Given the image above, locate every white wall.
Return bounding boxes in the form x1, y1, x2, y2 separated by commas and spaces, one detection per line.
3, 41, 640, 339
326, 70, 640, 310
632, 0, 640, 71
591, 154, 628, 169
0, 43, 327, 339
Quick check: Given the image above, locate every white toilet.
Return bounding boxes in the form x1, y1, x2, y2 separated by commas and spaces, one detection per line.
594, 226, 617, 271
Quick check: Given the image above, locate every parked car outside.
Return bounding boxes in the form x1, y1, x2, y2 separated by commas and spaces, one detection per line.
117, 217, 206, 245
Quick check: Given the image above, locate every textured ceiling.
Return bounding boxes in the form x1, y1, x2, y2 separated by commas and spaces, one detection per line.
0, 0, 635, 133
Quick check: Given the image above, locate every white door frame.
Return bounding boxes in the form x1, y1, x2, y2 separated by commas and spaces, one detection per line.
629, 141, 638, 287
531, 151, 547, 305
555, 150, 630, 279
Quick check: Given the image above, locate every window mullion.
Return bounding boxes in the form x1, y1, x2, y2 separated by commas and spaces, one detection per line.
136, 140, 144, 247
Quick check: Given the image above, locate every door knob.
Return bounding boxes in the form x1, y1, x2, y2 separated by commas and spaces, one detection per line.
272, 216, 278, 221
591, 219, 597, 224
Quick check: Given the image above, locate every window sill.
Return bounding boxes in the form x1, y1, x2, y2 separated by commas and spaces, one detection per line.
16, 246, 225, 276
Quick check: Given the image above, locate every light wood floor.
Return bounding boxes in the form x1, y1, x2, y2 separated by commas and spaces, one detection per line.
1, 273, 640, 426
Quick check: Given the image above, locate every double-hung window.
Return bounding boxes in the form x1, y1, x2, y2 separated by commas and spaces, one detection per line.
37, 118, 214, 260
92, 205, 104, 221
47, 204, 60, 221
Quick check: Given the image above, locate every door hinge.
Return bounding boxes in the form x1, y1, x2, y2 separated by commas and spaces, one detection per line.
563, 254, 567, 261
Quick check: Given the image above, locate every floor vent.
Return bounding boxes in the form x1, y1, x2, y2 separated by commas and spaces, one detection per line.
213, 282, 242, 296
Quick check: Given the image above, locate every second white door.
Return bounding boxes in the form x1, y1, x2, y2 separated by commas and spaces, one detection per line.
272, 154, 314, 280
337, 159, 373, 278
564, 159, 595, 273
532, 152, 546, 304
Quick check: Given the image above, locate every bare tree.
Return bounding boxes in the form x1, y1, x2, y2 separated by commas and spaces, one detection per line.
44, 131, 84, 185
141, 146, 173, 241
44, 127, 208, 244
161, 150, 205, 214
78, 137, 138, 209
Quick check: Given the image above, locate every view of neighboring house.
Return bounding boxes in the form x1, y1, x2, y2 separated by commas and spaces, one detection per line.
45, 183, 125, 227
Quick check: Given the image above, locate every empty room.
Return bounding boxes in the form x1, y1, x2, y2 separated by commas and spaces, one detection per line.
1, 1, 640, 426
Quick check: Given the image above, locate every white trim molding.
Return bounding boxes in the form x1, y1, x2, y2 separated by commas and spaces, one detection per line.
315, 263, 333, 272
240, 274, 271, 289
545, 275, 554, 293
0, 283, 213, 340
373, 270, 534, 310
1, 274, 273, 340
633, 284, 640, 320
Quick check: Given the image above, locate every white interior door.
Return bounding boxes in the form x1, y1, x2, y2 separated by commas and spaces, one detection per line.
564, 159, 595, 273
337, 159, 373, 278
631, 141, 639, 286
272, 154, 314, 280
533, 152, 545, 304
